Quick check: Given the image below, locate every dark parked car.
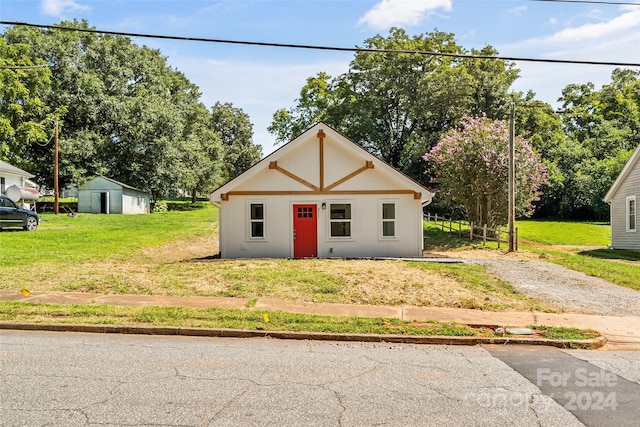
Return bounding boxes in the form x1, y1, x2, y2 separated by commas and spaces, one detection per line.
0, 195, 39, 231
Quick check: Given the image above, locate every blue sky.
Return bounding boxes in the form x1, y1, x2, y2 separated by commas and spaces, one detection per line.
1, 0, 639, 155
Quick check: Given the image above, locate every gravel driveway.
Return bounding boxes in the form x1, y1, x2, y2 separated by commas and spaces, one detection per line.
475, 258, 640, 316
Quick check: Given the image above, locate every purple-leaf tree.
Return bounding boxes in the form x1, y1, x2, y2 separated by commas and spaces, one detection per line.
423, 115, 548, 229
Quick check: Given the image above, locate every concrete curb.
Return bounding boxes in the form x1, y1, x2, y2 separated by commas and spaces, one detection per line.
0, 322, 608, 349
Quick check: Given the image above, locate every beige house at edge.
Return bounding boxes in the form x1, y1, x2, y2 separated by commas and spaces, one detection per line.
605, 144, 640, 250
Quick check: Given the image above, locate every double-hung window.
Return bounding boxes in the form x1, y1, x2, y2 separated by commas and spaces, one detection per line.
381, 202, 396, 238
330, 203, 351, 237
627, 196, 636, 232
249, 203, 265, 239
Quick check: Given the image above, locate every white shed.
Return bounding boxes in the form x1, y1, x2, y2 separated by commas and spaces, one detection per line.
78, 176, 151, 214
210, 122, 434, 259
604, 144, 640, 250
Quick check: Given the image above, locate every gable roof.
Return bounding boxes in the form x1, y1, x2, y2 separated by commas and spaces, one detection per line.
210, 122, 434, 204
81, 176, 151, 195
604, 144, 640, 203
0, 160, 34, 178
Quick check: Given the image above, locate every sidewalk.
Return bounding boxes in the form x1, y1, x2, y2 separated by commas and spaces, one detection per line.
1, 289, 639, 350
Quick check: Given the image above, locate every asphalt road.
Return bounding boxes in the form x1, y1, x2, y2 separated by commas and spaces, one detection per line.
1, 330, 639, 426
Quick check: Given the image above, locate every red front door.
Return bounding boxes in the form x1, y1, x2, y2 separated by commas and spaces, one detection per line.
293, 204, 317, 258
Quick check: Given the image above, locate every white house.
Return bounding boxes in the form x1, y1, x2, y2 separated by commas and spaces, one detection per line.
78, 176, 151, 214
210, 122, 434, 259
0, 160, 37, 194
0, 160, 40, 209
604, 144, 640, 250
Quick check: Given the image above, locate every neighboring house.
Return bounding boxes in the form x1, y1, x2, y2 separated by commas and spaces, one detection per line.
604, 144, 640, 250
0, 160, 37, 194
210, 122, 434, 259
78, 176, 151, 214
0, 160, 39, 209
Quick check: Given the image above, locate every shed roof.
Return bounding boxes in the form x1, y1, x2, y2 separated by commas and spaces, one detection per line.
80, 176, 151, 195
0, 160, 34, 178
604, 144, 640, 203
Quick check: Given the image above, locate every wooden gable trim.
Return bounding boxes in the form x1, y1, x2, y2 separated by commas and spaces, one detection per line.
324, 161, 374, 191
269, 161, 320, 191
223, 189, 420, 197
219, 125, 424, 202
318, 130, 325, 190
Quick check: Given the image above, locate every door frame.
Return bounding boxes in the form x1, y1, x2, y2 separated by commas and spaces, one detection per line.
292, 203, 318, 258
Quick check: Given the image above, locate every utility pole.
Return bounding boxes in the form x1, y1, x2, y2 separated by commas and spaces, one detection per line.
508, 103, 515, 252
53, 119, 59, 215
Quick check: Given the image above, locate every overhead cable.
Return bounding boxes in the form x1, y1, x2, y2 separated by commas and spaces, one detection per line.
1, 20, 639, 68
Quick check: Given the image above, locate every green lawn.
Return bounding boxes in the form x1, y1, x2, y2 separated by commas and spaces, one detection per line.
0, 205, 547, 312
516, 220, 611, 246
0, 203, 216, 267
1, 209, 635, 336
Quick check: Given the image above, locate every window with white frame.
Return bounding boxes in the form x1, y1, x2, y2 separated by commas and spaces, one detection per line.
249, 202, 265, 239
330, 203, 351, 237
381, 202, 396, 238
627, 196, 636, 232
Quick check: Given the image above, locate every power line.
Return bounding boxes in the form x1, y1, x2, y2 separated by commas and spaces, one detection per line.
1, 20, 639, 68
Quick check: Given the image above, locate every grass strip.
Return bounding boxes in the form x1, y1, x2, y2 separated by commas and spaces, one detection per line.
0, 301, 475, 336
0, 302, 600, 341
533, 325, 601, 341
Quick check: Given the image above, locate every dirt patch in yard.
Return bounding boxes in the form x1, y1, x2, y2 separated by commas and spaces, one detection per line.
2, 234, 554, 312
142, 233, 220, 263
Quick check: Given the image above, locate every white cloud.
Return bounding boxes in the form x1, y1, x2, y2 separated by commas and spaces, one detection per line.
358, 0, 452, 30
514, 9, 640, 48
506, 6, 527, 16
40, 0, 89, 17
502, 8, 640, 108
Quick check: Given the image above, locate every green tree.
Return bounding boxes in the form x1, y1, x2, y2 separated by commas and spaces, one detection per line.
179, 103, 224, 202
511, 91, 569, 218
3, 20, 225, 199
0, 38, 52, 167
4, 20, 107, 187
463, 46, 520, 119
211, 102, 262, 181
269, 28, 520, 184
549, 68, 640, 219
268, 72, 340, 144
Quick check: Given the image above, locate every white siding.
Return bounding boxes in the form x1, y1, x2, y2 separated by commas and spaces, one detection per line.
1, 175, 23, 190
212, 122, 433, 259
78, 177, 150, 214
122, 189, 150, 214
610, 165, 640, 250
219, 194, 423, 259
